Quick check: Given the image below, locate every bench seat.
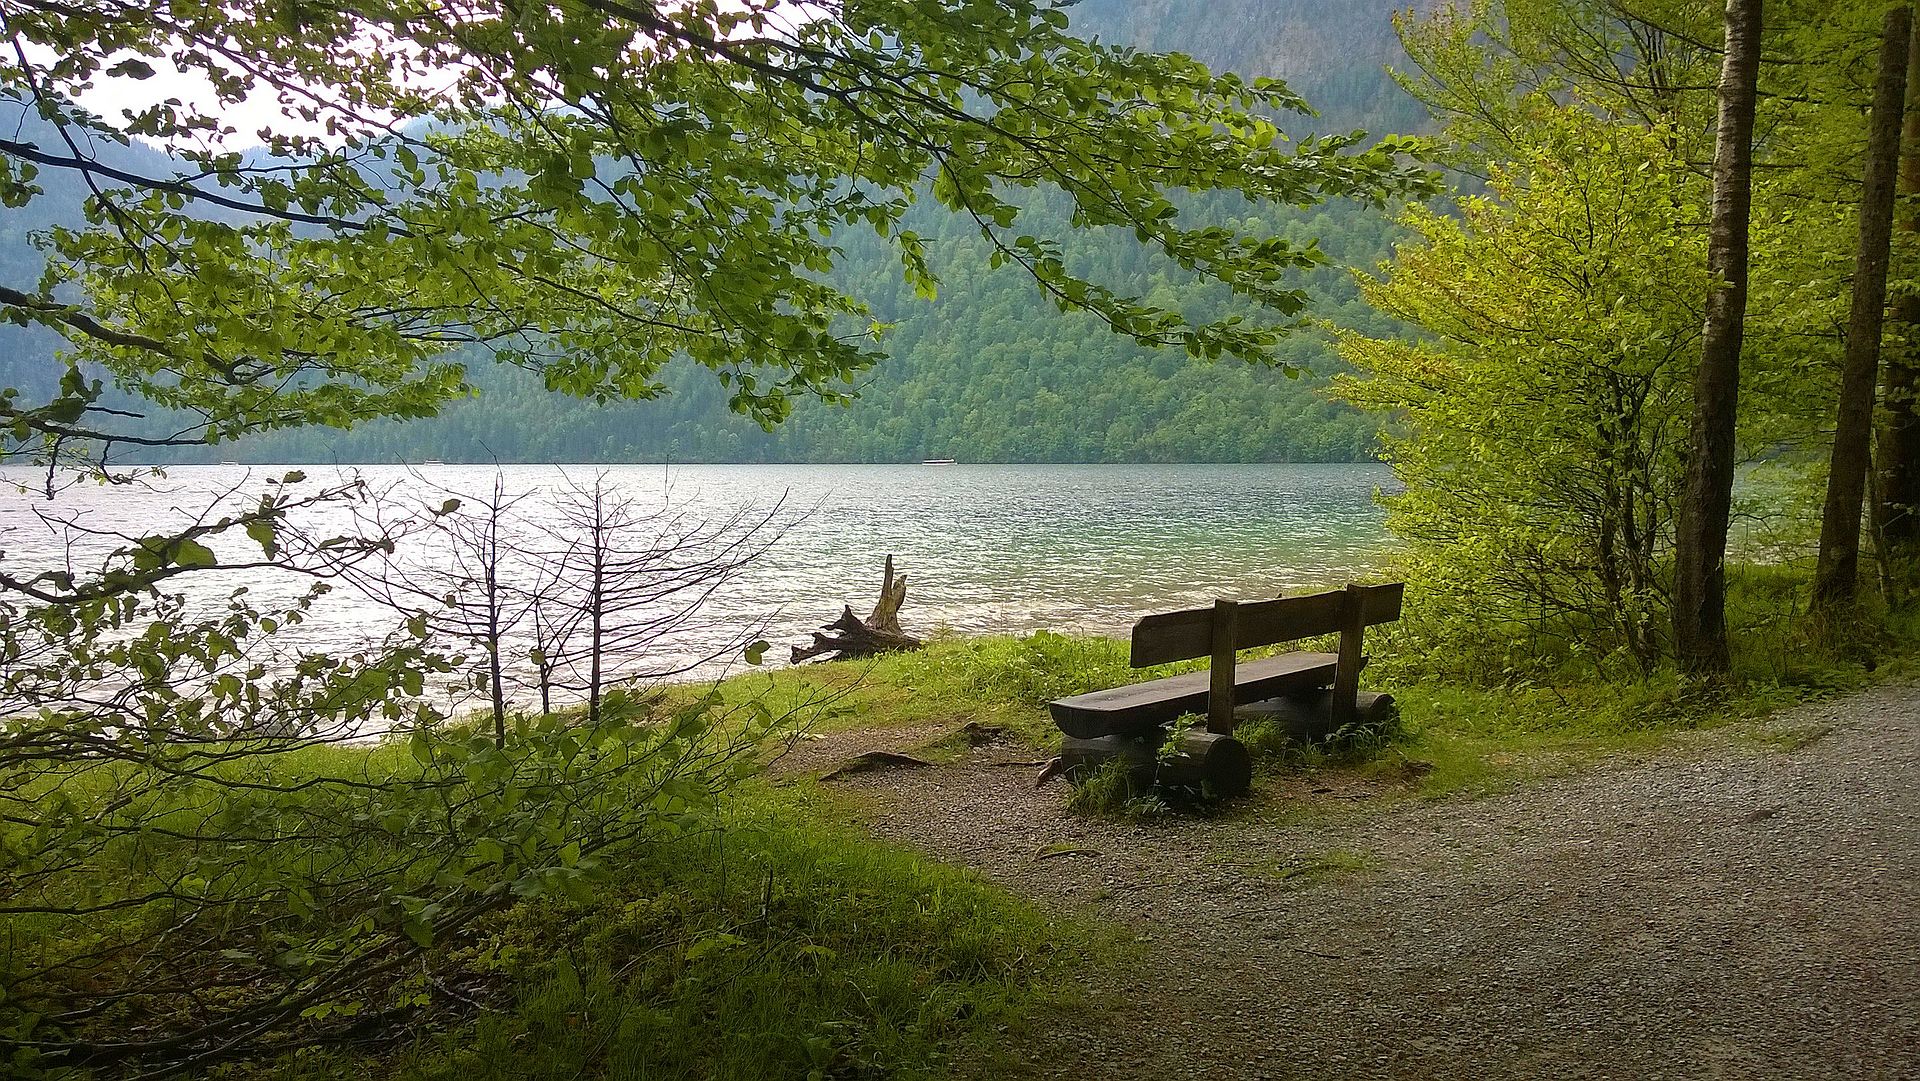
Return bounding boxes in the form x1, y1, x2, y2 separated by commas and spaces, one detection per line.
1048, 651, 1338, 739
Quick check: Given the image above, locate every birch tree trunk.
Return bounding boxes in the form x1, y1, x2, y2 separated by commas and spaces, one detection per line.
1673, 0, 1765, 676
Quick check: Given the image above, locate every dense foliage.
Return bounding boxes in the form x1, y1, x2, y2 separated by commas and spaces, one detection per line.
1337, 0, 1913, 676
1338, 113, 1705, 672
231, 194, 1406, 464
0, 0, 1435, 1073
0, 0, 1427, 478
0, 474, 788, 1075
0, 2, 1439, 467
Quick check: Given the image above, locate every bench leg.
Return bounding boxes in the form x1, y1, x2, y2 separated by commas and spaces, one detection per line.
1208, 598, 1239, 734
1332, 586, 1365, 728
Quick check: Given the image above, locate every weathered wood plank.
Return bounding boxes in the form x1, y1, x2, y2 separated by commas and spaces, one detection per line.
1130, 584, 1404, 667
1127, 607, 1213, 668
1207, 598, 1238, 734
1049, 651, 1338, 739
1355, 581, 1406, 625
1045, 730, 1253, 798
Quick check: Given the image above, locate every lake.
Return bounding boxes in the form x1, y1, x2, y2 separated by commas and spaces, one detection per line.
1, 463, 1397, 700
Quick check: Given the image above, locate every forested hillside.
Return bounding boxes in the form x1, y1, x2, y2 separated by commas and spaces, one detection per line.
3, 1, 1432, 464
1072, 0, 1435, 133
239, 193, 1407, 464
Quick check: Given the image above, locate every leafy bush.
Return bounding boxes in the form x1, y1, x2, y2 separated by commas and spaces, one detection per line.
1336, 110, 1706, 673
0, 481, 792, 1076
0, 674, 777, 1076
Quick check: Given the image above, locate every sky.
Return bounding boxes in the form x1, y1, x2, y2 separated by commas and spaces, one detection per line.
89, 70, 286, 148
63, 1, 830, 151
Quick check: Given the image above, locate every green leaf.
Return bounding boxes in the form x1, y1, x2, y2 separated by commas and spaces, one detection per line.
172, 539, 217, 568
684, 932, 746, 963
245, 519, 279, 557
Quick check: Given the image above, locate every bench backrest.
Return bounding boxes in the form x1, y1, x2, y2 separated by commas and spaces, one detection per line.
1128, 582, 1404, 736
1129, 583, 1404, 667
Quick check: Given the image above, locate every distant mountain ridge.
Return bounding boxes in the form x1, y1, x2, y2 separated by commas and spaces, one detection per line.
1071, 0, 1437, 132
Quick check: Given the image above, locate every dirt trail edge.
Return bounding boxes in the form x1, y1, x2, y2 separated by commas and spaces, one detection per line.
838, 685, 1920, 1080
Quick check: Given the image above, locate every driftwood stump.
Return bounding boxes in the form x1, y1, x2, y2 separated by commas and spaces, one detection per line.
792, 555, 926, 663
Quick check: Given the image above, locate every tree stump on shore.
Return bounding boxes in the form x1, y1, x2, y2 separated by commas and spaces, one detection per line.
791, 555, 926, 663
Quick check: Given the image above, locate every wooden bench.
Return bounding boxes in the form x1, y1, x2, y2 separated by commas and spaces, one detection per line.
1043, 584, 1404, 795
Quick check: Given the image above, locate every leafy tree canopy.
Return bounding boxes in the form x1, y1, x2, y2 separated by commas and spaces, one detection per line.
1337, 110, 1705, 674
1348, 0, 1911, 675
0, 0, 1431, 473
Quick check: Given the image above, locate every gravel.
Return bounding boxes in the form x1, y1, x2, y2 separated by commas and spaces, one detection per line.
830, 685, 1920, 1079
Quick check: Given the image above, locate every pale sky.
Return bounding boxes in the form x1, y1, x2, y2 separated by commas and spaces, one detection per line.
67, 1, 830, 151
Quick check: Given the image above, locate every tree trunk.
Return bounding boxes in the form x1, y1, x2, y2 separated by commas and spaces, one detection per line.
1878, 17, 1920, 557
1815, 3, 1915, 614
1673, 0, 1764, 677
865, 553, 910, 637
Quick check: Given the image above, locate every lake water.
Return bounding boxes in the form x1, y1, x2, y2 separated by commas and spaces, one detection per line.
1, 463, 1396, 701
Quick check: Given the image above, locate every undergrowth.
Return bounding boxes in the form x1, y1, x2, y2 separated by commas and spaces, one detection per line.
237, 788, 1085, 1081
60, 564, 1919, 1077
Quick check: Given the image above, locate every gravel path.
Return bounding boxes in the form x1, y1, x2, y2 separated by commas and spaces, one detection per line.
825, 686, 1920, 1079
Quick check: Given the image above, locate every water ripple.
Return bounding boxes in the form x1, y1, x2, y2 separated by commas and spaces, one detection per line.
1, 463, 1398, 702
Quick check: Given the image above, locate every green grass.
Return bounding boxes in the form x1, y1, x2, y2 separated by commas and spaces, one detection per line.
1355, 659, 1886, 801
236, 785, 1088, 1081
8, 699, 1088, 1081
709, 631, 1199, 747
45, 562, 1920, 1080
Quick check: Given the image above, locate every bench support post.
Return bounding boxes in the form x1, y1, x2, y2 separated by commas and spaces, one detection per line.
1208, 598, 1239, 734
1331, 585, 1365, 728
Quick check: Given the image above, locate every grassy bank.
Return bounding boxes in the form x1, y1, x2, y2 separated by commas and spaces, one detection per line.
213, 782, 1090, 1081
34, 569, 1912, 1081
6, 713, 1094, 1081
718, 566, 1918, 804
340, 571, 1911, 1073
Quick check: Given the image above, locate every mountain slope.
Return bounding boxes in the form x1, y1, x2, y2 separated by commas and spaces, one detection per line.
1071, 0, 1436, 132
3, 2, 1437, 465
